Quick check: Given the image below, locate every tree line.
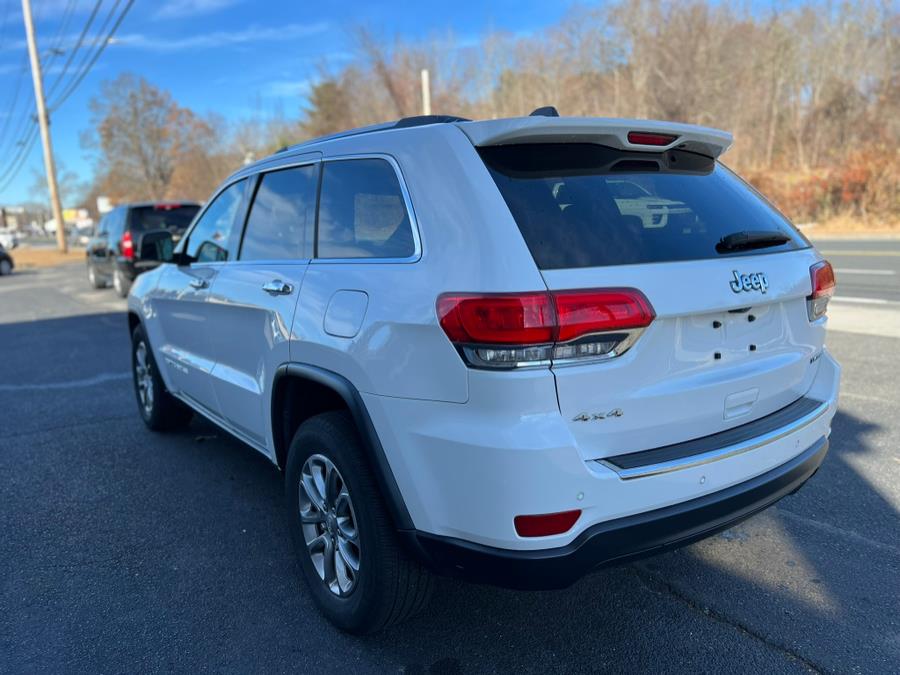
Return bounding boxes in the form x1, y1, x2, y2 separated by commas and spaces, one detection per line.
77, 0, 899, 226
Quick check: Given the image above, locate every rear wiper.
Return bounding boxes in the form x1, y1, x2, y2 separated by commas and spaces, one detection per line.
716, 230, 791, 253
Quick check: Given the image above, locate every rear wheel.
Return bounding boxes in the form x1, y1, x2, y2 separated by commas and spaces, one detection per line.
131, 324, 192, 431
87, 263, 105, 289
0, 259, 11, 276
285, 411, 432, 634
113, 268, 131, 298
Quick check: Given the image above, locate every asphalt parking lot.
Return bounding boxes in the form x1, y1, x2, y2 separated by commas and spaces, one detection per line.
1, 240, 898, 674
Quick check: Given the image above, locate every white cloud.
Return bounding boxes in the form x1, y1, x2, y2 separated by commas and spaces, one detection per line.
114, 21, 329, 51
261, 79, 313, 98
154, 0, 243, 20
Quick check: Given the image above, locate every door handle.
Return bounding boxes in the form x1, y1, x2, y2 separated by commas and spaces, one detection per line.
189, 278, 208, 290
262, 279, 293, 295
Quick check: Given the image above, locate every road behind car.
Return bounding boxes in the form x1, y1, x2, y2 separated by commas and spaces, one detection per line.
0, 258, 898, 673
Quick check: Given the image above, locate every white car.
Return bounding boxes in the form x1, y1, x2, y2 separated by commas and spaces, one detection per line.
0, 229, 19, 250
126, 112, 840, 633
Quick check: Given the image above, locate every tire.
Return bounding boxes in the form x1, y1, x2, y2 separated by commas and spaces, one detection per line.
87, 263, 105, 289
0, 259, 11, 276
131, 324, 193, 431
285, 411, 433, 634
113, 268, 132, 298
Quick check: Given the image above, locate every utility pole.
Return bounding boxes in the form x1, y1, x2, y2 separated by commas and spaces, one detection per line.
420, 68, 431, 116
22, 0, 67, 253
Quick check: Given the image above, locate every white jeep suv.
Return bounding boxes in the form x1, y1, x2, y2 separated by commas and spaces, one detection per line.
127, 112, 840, 633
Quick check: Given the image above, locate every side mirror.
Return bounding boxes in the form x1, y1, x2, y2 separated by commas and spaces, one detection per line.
138, 229, 175, 263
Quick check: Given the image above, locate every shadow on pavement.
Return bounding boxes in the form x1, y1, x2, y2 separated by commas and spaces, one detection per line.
1, 312, 896, 673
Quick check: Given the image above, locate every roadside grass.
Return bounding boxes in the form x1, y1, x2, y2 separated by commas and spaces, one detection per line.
9, 246, 87, 269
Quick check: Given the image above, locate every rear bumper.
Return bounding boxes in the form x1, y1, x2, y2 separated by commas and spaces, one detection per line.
408, 436, 828, 589
115, 259, 159, 280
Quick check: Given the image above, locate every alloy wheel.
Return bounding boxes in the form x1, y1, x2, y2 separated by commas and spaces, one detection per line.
299, 454, 361, 596
134, 341, 154, 416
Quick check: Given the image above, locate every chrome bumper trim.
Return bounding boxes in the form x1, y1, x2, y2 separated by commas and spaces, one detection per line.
598, 399, 831, 480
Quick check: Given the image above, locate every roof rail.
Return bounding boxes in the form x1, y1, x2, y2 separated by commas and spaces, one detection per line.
393, 115, 471, 128
275, 115, 470, 157
264, 115, 472, 161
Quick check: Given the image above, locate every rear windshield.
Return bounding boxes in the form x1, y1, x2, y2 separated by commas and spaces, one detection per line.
128, 204, 200, 234
478, 143, 807, 269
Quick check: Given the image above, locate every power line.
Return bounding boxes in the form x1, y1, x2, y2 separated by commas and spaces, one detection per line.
43, 0, 81, 70
45, 0, 103, 98
1, 0, 133, 204
0, 120, 39, 193
50, 0, 134, 111
0, 54, 30, 154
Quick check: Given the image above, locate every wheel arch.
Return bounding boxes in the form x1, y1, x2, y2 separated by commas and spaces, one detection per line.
127, 310, 141, 336
271, 363, 414, 531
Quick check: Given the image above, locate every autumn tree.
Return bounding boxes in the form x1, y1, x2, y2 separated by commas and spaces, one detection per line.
84, 74, 229, 202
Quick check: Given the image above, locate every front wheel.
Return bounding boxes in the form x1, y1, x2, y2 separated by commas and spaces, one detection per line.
285, 411, 432, 634
131, 324, 192, 431
0, 259, 11, 276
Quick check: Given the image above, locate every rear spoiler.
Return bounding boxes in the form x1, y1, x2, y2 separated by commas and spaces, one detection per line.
455, 117, 733, 159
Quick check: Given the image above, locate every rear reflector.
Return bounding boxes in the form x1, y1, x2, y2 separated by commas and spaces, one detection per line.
514, 510, 581, 537
437, 288, 654, 368
627, 131, 678, 146
807, 260, 835, 321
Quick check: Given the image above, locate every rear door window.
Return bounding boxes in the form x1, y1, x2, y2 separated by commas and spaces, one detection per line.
316, 158, 416, 260
128, 204, 200, 234
240, 164, 318, 261
479, 143, 807, 269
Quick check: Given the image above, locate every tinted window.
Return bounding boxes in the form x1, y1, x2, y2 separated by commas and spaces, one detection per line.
317, 159, 415, 259
184, 180, 246, 263
240, 165, 318, 261
479, 144, 807, 269
106, 208, 125, 239
128, 204, 200, 234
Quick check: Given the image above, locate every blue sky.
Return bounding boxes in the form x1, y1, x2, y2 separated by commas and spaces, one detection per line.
0, 0, 576, 205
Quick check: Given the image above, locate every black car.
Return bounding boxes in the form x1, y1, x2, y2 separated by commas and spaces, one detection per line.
86, 202, 201, 297
0, 244, 13, 276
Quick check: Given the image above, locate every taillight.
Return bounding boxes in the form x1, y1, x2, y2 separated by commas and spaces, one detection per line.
121, 230, 134, 261
437, 288, 655, 369
514, 510, 581, 537
627, 131, 678, 146
807, 260, 835, 321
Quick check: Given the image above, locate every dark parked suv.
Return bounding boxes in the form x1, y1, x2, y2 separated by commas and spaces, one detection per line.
86, 202, 200, 296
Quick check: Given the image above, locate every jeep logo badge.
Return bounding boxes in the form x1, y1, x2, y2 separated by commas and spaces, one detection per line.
730, 270, 768, 294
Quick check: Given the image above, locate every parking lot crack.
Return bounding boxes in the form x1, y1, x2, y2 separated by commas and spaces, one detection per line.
630, 566, 825, 673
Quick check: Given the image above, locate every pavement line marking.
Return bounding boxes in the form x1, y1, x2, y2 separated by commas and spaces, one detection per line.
819, 249, 900, 256
841, 391, 898, 405
0, 371, 130, 392
831, 296, 892, 305
777, 509, 900, 558
833, 268, 896, 275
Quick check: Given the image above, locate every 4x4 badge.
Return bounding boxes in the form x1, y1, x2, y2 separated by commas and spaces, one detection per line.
573, 409, 623, 422
730, 270, 768, 294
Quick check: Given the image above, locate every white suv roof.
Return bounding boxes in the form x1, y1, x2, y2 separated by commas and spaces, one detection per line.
241, 114, 734, 178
